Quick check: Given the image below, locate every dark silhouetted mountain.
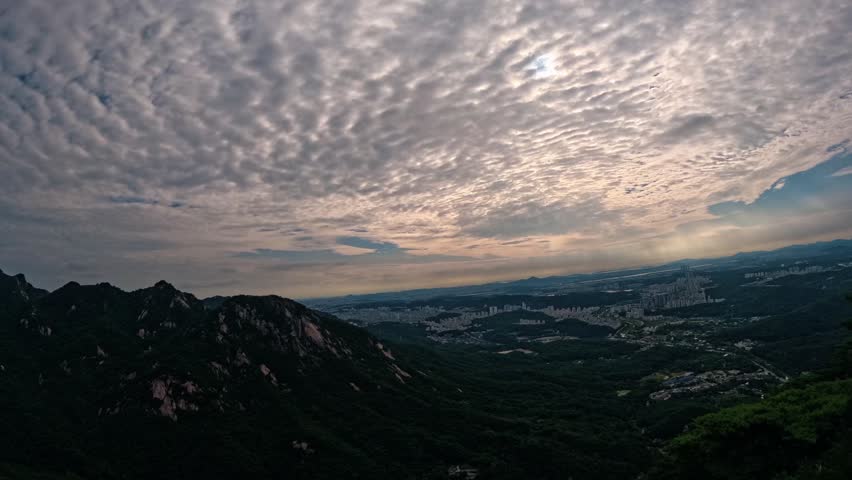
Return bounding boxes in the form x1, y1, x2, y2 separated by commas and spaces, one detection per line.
0, 268, 48, 319
201, 295, 229, 310
0, 270, 435, 479
3, 266, 850, 480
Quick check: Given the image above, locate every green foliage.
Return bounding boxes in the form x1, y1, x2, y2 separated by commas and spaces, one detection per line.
3, 266, 852, 479
655, 380, 852, 480
0, 463, 84, 480
655, 294, 852, 480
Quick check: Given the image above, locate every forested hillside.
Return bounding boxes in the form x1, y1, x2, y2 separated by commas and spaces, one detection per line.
653, 298, 852, 479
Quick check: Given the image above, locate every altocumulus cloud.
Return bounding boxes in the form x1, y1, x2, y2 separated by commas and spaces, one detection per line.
1, 0, 852, 297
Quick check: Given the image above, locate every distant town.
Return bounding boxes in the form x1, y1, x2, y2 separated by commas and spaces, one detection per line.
317, 254, 852, 403
327, 266, 720, 331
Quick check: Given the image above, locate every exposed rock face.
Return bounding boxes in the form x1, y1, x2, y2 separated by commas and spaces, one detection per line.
235, 350, 251, 366
151, 378, 168, 400
259, 364, 279, 385
376, 342, 396, 360
209, 362, 228, 378
150, 377, 201, 420
291, 440, 314, 454
214, 296, 354, 361
303, 320, 324, 345
0, 268, 438, 479
0, 269, 419, 425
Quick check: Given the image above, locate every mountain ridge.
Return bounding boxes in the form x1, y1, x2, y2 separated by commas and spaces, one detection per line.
0, 268, 438, 478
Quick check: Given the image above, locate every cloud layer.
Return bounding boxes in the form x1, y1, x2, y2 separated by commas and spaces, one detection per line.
1, 0, 852, 297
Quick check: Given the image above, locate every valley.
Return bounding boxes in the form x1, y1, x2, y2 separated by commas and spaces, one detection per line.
1, 240, 851, 479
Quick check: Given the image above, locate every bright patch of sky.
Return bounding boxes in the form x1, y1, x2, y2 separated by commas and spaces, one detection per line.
831, 166, 852, 177
528, 54, 557, 78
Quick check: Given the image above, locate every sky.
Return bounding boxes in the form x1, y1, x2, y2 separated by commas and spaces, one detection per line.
1, 0, 852, 299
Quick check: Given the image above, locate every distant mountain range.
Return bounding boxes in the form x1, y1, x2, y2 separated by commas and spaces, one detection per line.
305, 238, 852, 307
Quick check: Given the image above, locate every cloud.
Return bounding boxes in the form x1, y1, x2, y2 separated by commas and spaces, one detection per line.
1, 0, 852, 297
831, 166, 852, 177
706, 151, 852, 223
236, 236, 474, 267
655, 114, 716, 144
336, 236, 400, 253
108, 196, 159, 206
458, 198, 624, 239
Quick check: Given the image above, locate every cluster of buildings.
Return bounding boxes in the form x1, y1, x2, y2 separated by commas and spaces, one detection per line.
339, 267, 730, 333
608, 303, 645, 318
424, 316, 473, 333
640, 267, 720, 311
649, 368, 773, 401
543, 305, 627, 328
517, 318, 546, 325
743, 265, 829, 282
334, 305, 445, 323
338, 303, 559, 324
487, 303, 530, 315
538, 305, 597, 319
452, 310, 495, 322
341, 299, 652, 331
424, 303, 631, 332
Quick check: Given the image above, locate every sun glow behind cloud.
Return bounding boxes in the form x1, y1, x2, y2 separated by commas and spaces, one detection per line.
0, 0, 851, 297
528, 54, 558, 78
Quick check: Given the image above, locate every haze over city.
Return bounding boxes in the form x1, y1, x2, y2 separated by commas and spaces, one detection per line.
2, 0, 852, 297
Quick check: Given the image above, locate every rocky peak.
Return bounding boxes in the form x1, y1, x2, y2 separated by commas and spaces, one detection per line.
0, 268, 48, 308
57, 281, 81, 291
215, 295, 342, 357
2, 269, 421, 428
153, 280, 175, 290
